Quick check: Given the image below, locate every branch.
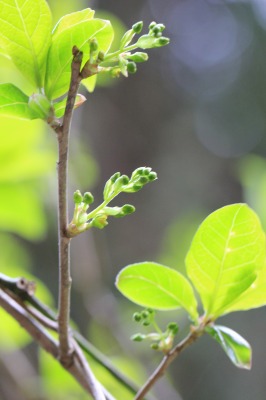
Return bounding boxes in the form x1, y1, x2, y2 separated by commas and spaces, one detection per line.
0, 288, 109, 399
55, 46, 83, 366
134, 329, 203, 400
0, 289, 58, 358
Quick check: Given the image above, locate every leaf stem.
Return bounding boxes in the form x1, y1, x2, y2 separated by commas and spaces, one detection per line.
56, 46, 83, 366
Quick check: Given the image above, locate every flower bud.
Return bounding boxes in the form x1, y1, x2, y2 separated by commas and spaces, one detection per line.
148, 171, 157, 181
150, 343, 159, 350
131, 333, 146, 342
132, 21, 143, 34
149, 21, 157, 31
83, 192, 94, 205
111, 172, 121, 183
121, 204, 135, 215
133, 312, 142, 322
127, 62, 137, 74
97, 51, 105, 63
132, 184, 143, 192
90, 38, 98, 53
155, 37, 170, 47
73, 190, 83, 204
138, 176, 149, 185
141, 310, 150, 319
167, 322, 179, 335
113, 175, 130, 191
127, 52, 148, 63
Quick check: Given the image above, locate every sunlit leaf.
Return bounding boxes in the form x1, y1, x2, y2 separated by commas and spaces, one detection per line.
116, 262, 198, 321
186, 204, 266, 319
0, 83, 37, 119
225, 260, 266, 313
0, 0, 52, 87
206, 325, 252, 369
45, 9, 114, 99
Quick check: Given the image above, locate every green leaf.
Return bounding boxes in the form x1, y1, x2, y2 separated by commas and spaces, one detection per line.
186, 204, 266, 319
224, 260, 266, 313
81, 74, 98, 93
45, 9, 114, 99
206, 325, 252, 369
116, 262, 198, 321
0, 83, 37, 119
0, 0, 52, 88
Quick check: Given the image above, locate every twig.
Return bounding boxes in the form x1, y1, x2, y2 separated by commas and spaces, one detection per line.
134, 329, 203, 400
0, 273, 156, 398
0, 289, 59, 358
56, 46, 83, 366
72, 339, 106, 400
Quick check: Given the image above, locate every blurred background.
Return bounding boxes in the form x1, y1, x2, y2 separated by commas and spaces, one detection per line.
1, 0, 266, 398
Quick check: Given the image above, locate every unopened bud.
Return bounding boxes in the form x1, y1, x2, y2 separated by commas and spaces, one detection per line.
90, 38, 98, 53
148, 171, 157, 181
110, 172, 121, 183
138, 176, 149, 185
132, 21, 143, 34
149, 21, 157, 31
127, 62, 137, 74
133, 312, 142, 322
73, 190, 83, 204
97, 51, 105, 62
113, 175, 130, 191
155, 37, 170, 47
127, 52, 148, 63
83, 192, 94, 205
167, 322, 179, 335
121, 204, 135, 215
131, 333, 146, 342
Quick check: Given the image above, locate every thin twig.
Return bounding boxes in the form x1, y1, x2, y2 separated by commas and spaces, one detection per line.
0, 273, 157, 398
0, 289, 59, 358
56, 46, 83, 366
134, 329, 203, 400
72, 339, 107, 400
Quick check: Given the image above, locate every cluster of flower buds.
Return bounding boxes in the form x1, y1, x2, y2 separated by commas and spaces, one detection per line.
131, 309, 179, 354
68, 167, 157, 236
136, 22, 169, 50
102, 21, 169, 78
103, 167, 157, 200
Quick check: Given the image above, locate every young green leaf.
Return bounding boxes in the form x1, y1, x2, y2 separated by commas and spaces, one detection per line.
186, 204, 266, 319
116, 262, 198, 321
224, 260, 266, 313
0, 84, 37, 120
205, 325, 252, 369
45, 9, 114, 99
0, 0, 52, 88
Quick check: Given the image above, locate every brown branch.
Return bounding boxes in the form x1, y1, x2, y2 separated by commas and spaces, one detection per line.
0, 289, 59, 358
56, 46, 83, 366
0, 289, 109, 399
134, 329, 203, 400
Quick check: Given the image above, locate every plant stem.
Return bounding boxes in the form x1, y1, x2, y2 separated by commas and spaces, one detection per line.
56, 46, 82, 366
134, 328, 203, 400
